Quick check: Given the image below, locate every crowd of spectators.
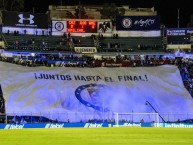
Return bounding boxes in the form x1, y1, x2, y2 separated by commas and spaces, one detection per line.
175, 57, 193, 96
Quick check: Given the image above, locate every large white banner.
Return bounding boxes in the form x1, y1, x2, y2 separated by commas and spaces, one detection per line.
0, 62, 193, 122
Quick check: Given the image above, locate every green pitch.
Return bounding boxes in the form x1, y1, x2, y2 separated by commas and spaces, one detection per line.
0, 127, 193, 145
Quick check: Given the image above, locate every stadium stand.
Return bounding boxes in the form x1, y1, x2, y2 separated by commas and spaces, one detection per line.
2, 34, 164, 53
98, 36, 163, 53
2, 33, 72, 52
0, 5, 193, 125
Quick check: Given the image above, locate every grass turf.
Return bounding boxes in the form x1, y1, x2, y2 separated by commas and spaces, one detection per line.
0, 127, 193, 145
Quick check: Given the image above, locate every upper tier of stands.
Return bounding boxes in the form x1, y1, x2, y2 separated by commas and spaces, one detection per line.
1, 33, 164, 54
72, 36, 95, 47
97, 36, 163, 52
2, 33, 72, 52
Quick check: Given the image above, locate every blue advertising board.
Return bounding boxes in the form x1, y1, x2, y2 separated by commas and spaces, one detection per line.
159, 123, 193, 128
116, 16, 160, 31
0, 122, 153, 129
164, 28, 193, 36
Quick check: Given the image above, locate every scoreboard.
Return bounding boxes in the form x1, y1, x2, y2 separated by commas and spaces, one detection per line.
52, 20, 112, 35
67, 20, 97, 33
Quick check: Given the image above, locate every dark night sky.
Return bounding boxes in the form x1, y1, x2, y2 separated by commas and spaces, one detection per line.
24, 0, 193, 28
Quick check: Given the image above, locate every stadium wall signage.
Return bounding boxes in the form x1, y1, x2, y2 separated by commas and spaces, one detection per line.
116, 16, 160, 30
52, 21, 67, 36
157, 123, 193, 128
74, 47, 97, 53
164, 28, 193, 36
0, 122, 152, 129
1, 122, 193, 129
2, 11, 48, 29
